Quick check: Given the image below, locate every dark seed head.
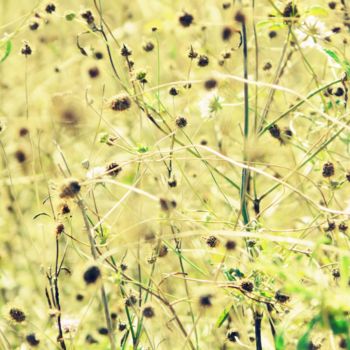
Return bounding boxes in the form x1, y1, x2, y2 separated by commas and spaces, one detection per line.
339, 338, 347, 349
118, 323, 127, 331
197, 55, 209, 67
169, 87, 179, 96
328, 2, 336, 10
83, 265, 101, 284
56, 223, 64, 235
45, 3, 56, 14
346, 172, 350, 182
332, 27, 341, 33
111, 312, 118, 320
339, 222, 348, 232
21, 43, 32, 56
111, 94, 132, 111
334, 87, 344, 96
121, 44, 132, 57
60, 203, 71, 215
19, 127, 29, 137
158, 244, 168, 257
88, 67, 100, 78
204, 79, 217, 90
29, 22, 39, 30
81, 10, 94, 25
206, 235, 219, 248
222, 26, 233, 41
188, 46, 198, 59
159, 198, 176, 211
332, 268, 341, 278
234, 11, 245, 23
94, 51, 103, 60
179, 12, 194, 27
120, 263, 128, 271
15, 150, 26, 163
142, 306, 155, 318
225, 240, 237, 250
269, 124, 281, 139
143, 41, 154, 52
199, 294, 212, 307
76, 294, 84, 301
275, 290, 290, 303
227, 330, 240, 342
105, 162, 122, 177
283, 2, 299, 23
222, 2, 231, 10
263, 62, 272, 71
9, 308, 26, 323
98, 327, 109, 335
284, 127, 293, 138
59, 180, 81, 198
26, 333, 40, 346
85, 334, 98, 344
269, 30, 277, 39
322, 162, 335, 178
176, 116, 188, 128
125, 295, 137, 307
240, 280, 254, 292
325, 221, 336, 232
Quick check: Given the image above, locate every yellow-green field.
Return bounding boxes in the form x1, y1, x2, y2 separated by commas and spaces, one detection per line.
1, 0, 350, 349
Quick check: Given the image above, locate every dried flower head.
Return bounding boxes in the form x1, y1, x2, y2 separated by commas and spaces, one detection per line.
26, 333, 40, 346
9, 307, 26, 323
179, 12, 194, 27
176, 116, 188, 128
227, 329, 240, 342
142, 306, 155, 318
322, 162, 335, 178
83, 265, 101, 284
105, 162, 122, 177
206, 235, 219, 248
45, 3, 56, 14
111, 94, 132, 111
275, 290, 290, 303
199, 294, 212, 307
21, 42, 32, 56
197, 55, 209, 67
143, 41, 154, 52
240, 279, 254, 292
59, 180, 81, 198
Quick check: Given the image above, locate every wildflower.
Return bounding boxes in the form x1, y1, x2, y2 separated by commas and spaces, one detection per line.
61, 318, 79, 333
26, 333, 40, 346
198, 91, 224, 119
295, 16, 331, 49
175, 116, 187, 128
227, 330, 240, 342
179, 12, 194, 27
322, 162, 335, 178
83, 266, 101, 284
142, 306, 155, 318
111, 94, 132, 111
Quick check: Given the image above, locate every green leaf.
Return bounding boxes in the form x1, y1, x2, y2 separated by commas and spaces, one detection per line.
329, 314, 349, 335
216, 306, 231, 328
306, 6, 329, 17
275, 333, 285, 350
323, 49, 350, 75
0, 40, 12, 63
65, 12, 76, 21
297, 315, 321, 350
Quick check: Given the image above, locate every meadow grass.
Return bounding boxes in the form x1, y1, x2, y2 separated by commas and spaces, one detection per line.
0, 0, 350, 349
